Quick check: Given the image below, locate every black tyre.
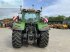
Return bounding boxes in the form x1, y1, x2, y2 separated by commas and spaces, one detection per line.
12, 31, 22, 48
37, 32, 49, 48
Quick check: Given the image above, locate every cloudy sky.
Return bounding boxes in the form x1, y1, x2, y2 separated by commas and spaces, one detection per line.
0, 0, 70, 19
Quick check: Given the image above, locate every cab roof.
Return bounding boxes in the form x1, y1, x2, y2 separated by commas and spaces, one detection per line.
21, 9, 41, 13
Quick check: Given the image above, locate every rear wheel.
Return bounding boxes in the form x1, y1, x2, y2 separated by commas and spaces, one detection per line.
37, 31, 49, 48
12, 31, 22, 48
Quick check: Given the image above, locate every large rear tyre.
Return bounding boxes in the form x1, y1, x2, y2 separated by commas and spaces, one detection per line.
12, 31, 22, 48
37, 32, 49, 48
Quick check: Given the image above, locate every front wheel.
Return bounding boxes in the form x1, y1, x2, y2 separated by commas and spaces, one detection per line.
37, 32, 49, 48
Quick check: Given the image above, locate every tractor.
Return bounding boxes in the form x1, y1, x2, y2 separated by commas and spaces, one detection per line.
12, 8, 49, 48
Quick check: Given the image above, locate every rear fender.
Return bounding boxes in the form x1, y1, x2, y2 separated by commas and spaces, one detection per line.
37, 22, 49, 31
13, 21, 25, 30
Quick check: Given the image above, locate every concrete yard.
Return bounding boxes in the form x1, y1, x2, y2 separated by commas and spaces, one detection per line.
0, 28, 70, 52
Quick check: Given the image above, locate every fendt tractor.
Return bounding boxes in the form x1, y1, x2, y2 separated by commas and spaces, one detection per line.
12, 8, 49, 48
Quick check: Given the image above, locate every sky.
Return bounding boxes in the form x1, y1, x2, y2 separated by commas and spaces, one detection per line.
0, 0, 70, 19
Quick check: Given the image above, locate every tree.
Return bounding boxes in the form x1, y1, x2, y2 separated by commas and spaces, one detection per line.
48, 15, 65, 21
65, 16, 70, 21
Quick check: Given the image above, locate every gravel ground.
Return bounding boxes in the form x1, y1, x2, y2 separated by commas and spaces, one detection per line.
0, 28, 70, 52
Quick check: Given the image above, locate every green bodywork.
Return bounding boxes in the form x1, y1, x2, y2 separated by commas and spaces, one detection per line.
37, 22, 49, 31
13, 21, 25, 30
13, 9, 49, 31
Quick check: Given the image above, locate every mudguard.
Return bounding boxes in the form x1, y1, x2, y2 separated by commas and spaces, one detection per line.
13, 21, 25, 30
37, 22, 49, 31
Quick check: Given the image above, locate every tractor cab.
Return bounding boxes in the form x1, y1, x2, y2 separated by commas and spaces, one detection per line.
21, 9, 41, 23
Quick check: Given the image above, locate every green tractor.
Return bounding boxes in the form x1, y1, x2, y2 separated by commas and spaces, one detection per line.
12, 8, 49, 48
